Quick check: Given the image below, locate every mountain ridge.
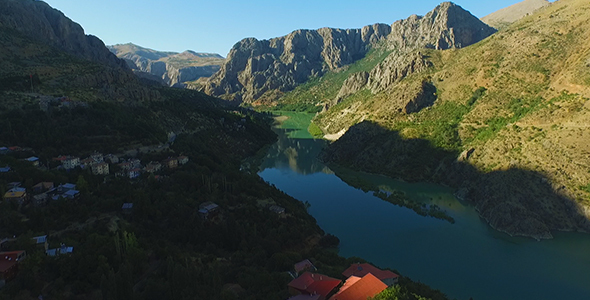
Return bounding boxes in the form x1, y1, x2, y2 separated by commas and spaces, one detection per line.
108, 43, 225, 87
200, 2, 495, 105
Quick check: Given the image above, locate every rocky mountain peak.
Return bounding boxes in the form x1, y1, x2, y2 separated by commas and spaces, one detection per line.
201, 2, 495, 104
388, 1, 496, 50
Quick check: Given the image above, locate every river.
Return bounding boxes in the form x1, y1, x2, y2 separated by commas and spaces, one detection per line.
257, 112, 590, 300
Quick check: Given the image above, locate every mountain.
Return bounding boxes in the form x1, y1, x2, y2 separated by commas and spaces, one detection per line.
307, 0, 590, 239
108, 43, 224, 87
200, 2, 495, 105
481, 0, 551, 29
0, 0, 126, 69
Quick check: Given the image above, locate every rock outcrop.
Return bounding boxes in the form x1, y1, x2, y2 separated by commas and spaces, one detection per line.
109, 44, 225, 87
387, 2, 497, 51
202, 2, 494, 105
0, 0, 127, 69
202, 24, 391, 103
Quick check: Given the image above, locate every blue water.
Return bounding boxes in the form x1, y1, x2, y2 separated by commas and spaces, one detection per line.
258, 121, 590, 300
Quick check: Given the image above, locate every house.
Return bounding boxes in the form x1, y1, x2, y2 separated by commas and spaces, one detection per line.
8, 146, 21, 152
0, 250, 26, 282
177, 156, 189, 165
46, 244, 73, 257
129, 168, 141, 179
7, 187, 25, 193
58, 183, 77, 193
32, 235, 48, 251
91, 162, 109, 175
145, 162, 162, 173
342, 263, 399, 286
294, 259, 317, 275
63, 190, 80, 199
118, 161, 133, 171
26, 156, 40, 167
3, 191, 27, 204
328, 273, 387, 300
54, 156, 80, 170
80, 157, 95, 168
90, 152, 104, 163
32, 182, 54, 194
288, 272, 341, 300
198, 202, 219, 220
122, 203, 133, 214
0, 166, 10, 173
269, 205, 285, 214
104, 154, 119, 164
0, 147, 8, 155
162, 157, 178, 169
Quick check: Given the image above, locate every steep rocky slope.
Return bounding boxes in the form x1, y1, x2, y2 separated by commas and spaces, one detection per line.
0, 0, 127, 69
109, 43, 224, 87
201, 2, 494, 105
316, 0, 590, 239
201, 24, 392, 104
481, 0, 551, 29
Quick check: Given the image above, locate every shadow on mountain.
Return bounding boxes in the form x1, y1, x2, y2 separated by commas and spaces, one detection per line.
320, 121, 590, 240
259, 128, 332, 175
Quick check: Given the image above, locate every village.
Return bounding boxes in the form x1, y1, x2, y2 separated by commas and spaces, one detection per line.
0, 146, 193, 287
286, 259, 399, 300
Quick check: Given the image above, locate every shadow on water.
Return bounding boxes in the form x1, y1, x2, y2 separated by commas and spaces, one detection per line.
259, 127, 331, 175
321, 121, 590, 240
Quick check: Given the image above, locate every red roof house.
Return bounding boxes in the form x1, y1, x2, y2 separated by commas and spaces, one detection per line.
342, 263, 399, 286
288, 272, 342, 300
0, 251, 26, 281
329, 273, 387, 300
294, 259, 317, 274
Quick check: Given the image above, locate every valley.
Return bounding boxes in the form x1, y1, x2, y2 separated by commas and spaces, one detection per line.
1, 0, 589, 299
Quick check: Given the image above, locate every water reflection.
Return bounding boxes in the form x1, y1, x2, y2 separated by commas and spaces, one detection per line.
259, 128, 333, 175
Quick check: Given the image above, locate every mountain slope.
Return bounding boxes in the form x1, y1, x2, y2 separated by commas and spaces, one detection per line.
316, 0, 590, 239
0, 0, 127, 69
109, 43, 224, 87
481, 0, 551, 29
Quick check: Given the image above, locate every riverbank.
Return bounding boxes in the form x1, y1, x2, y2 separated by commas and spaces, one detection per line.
258, 114, 590, 300
320, 120, 590, 240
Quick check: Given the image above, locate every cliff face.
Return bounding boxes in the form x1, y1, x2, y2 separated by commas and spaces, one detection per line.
202, 24, 391, 103
202, 2, 495, 105
109, 44, 225, 87
387, 2, 496, 51
0, 0, 127, 69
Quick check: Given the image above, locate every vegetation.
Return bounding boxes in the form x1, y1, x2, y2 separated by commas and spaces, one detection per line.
374, 191, 455, 223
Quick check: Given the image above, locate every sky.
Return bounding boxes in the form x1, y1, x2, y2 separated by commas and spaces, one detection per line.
43, 0, 531, 57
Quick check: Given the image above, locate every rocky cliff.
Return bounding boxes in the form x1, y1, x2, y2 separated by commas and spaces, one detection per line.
202, 24, 391, 104
0, 0, 127, 69
109, 43, 224, 87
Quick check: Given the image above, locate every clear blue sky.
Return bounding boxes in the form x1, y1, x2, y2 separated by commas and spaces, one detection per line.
44, 0, 529, 57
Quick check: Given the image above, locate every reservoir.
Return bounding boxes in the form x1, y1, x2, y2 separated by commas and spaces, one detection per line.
257, 112, 590, 300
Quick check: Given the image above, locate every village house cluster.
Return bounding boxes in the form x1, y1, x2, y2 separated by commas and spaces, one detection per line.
3, 181, 80, 207
286, 260, 399, 300
0, 235, 74, 287
49, 152, 189, 179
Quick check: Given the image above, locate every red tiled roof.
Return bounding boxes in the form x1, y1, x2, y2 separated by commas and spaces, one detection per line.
307, 280, 341, 300
288, 272, 340, 296
329, 273, 387, 300
0, 260, 16, 273
342, 263, 399, 281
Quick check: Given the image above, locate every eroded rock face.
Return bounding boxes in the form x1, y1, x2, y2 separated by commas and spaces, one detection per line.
334, 72, 370, 104
368, 51, 434, 94
387, 2, 497, 51
203, 24, 392, 103
0, 0, 127, 69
